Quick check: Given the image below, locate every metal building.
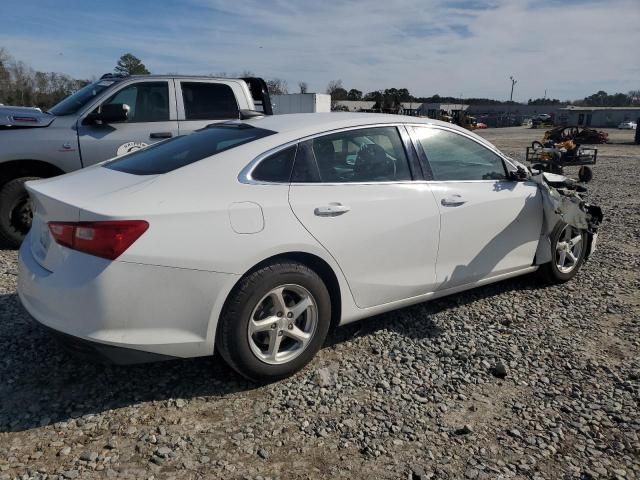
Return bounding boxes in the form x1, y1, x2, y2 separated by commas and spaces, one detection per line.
557, 106, 640, 127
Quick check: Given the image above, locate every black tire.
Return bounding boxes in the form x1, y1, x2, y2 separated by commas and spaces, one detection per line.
216, 261, 331, 383
538, 222, 587, 284
578, 166, 593, 183
0, 176, 40, 249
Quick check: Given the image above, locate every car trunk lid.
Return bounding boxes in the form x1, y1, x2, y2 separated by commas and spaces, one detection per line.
26, 167, 157, 272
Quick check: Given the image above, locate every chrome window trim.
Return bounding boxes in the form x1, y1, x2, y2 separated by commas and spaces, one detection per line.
239, 123, 420, 185
238, 121, 517, 185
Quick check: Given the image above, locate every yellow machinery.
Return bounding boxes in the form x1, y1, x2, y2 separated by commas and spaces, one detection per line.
443, 110, 478, 130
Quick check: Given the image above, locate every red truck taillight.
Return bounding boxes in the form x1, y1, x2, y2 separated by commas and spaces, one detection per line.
48, 220, 149, 260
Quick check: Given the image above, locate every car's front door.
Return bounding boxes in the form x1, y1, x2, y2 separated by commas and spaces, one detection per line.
288, 126, 441, 309
77, 80, 179, 166
411, 126, 542, 290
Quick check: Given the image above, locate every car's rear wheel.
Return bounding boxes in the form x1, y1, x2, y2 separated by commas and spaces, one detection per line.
216, 261, 331, 382
538, 222, 587, 283
0, 177, 40, 248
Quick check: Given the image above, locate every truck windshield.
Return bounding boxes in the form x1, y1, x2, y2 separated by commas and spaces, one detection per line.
104, 124, 276, 175
49, 79, 119, 116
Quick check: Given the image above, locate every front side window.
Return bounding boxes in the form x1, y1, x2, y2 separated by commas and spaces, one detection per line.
105, 124, 275, 175
181, 82, 239, 120
102, 82, 170, 123
300, 127, 411, 183
413, 127, 506, 181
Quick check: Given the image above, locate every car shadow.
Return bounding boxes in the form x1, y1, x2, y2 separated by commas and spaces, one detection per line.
0, 271, 543, 433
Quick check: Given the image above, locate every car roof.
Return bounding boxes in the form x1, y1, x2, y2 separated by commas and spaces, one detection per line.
232, 112, 505, 155
124, 74, 245, 82
239, 112, 470, 139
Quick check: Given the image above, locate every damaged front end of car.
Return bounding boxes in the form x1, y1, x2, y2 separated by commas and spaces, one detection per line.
529, 170, 603, 265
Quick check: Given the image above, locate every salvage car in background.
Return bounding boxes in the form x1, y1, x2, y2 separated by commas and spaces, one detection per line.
617, 121, 637, 130
0, 74, 272, 247
17, 113, 602, 382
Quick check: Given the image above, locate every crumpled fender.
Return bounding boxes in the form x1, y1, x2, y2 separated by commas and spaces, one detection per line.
530, 171, 603, 264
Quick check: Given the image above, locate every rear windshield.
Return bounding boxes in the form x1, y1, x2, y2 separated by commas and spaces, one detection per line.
105, 124, 276, 175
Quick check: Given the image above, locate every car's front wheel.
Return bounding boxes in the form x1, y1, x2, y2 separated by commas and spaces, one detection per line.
216, 261, 331, 382
538, 222, 588, 283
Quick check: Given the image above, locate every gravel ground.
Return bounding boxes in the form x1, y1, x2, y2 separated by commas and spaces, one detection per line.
0, 127, 638, 480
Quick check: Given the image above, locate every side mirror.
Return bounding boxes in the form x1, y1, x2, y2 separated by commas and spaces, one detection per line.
84, 103, 129, 125
100, 103, 129, 123
508, 166, 528, 182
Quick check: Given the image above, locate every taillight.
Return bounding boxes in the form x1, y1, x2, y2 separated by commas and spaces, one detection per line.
48, 220, 149, 260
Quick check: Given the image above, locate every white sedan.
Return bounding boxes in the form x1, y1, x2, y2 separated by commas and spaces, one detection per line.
17, 113, 602, 381
618, 121, 637, 130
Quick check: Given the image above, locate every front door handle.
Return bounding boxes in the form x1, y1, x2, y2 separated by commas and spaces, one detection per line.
150, 131, 173, 139
314, 203, 350, 217
441, 194, 467, 207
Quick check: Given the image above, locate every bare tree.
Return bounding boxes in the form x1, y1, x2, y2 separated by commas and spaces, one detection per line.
326, 79, 343, 96
326, 79, 348, 109
266, 78, 288, 95
0, 48, 11, 101
0, 47, 88, 108
298, 81, 308, 94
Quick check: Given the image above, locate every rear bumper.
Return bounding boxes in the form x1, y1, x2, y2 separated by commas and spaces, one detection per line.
17, 234, 239, 362
25, 315, 177, 364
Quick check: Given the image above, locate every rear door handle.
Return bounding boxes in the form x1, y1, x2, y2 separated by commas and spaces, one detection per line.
441, 194, 467, 207
150, 132, 173, 139
314, 203, 350, 217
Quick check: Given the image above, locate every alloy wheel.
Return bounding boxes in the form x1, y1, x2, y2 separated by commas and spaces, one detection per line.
247, 284, 318, 365
555, 224, 583, 274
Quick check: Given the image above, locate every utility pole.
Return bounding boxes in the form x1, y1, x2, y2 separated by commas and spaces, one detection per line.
509, 76, 517, 102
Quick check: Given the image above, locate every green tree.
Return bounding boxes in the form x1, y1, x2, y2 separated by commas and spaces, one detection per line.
528, 97, 561, 105
347, 89, 362, 101
114, 53, 150, 75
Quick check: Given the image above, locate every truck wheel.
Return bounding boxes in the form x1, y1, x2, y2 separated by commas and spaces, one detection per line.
0, 177, 40, 248
578, 166, 593, 183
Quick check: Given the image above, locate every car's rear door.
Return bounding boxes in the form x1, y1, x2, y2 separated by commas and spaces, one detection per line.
411, 125, 542, 290
288, 125, 440, 309
77, 79, 179, 165
175, 79, 249, 135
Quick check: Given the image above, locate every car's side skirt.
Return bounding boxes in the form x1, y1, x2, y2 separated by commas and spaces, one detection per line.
339, 266, 538, 325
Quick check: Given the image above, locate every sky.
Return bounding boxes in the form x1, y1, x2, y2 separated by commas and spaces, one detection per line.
0, 0, 638, 102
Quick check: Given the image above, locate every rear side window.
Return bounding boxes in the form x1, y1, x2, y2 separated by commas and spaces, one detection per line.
251, 146, 297, 182
181, 82, 239, 120
105, 125, 275, 175
302, 127, 412, 183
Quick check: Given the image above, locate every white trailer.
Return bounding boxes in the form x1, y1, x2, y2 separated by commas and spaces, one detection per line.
270, 93, 331, 114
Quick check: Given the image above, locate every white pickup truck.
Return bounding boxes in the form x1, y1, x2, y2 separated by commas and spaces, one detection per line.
0, 74, 272, 246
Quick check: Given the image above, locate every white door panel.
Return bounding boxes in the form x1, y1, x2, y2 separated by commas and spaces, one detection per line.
431, 180, 542, 289
289, 183, 440, 308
